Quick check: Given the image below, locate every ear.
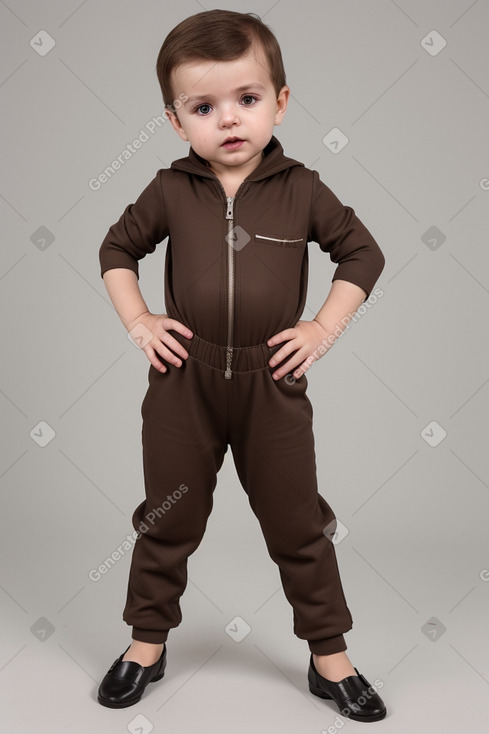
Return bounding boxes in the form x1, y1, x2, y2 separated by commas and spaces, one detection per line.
165, 108, 189, 142
274, 85, 290, 126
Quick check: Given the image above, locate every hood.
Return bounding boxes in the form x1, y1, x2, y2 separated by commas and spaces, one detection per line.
170, 134, 304, 182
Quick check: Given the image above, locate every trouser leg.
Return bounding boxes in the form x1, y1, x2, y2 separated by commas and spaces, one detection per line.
122, 356, 227, 643
229, 366, 353, 655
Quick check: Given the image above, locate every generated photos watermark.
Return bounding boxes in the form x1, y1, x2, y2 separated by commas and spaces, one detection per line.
88, 483, 189, 582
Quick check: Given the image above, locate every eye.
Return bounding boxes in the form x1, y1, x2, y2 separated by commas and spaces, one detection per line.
241, 94, 258, 105
195, 103, 212, 115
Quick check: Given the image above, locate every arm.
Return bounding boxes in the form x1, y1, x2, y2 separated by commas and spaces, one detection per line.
102, 268, 150, 331
102, 267, 192, 371
308, 170, 385, 302
99, 169, 168, 279
99, 172, 192, 371
267, 172, 385, 380
313, 278, 368, 339
308, 171, 385, 347
267, 279, 369, 379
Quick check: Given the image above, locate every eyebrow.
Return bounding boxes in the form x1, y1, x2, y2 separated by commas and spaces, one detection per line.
184, 83, 266, 105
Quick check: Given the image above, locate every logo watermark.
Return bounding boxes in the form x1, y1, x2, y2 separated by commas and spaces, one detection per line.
320, 677, 384, 729
285, 287, 384, 383
89, 483, 189, 581
89, 94, 188, 191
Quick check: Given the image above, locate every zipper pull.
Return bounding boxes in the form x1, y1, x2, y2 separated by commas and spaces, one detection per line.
226, 197, 234, 219
224, 346, 233, 379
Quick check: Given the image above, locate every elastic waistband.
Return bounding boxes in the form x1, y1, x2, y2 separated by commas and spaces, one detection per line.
172, 331, 282, 373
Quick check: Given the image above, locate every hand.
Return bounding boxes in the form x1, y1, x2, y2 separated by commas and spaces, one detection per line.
126, 312, 193, 373
267, 319, 332, 381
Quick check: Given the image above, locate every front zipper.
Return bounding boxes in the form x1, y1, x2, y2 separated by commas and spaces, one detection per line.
214, 179, 248, 379
224, 195, 234, 379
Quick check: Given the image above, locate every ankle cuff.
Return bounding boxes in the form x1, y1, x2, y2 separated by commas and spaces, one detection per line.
132, 627, 169, 644
308, 634, 347, 655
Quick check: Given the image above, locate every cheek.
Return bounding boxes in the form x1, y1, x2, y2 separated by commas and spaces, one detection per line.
186, 118, 209, 138
256, 104, 279, 124
191, 128, 211, 148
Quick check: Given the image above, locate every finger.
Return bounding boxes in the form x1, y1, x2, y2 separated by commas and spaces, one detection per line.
163, 318, 193, 340
146, 348, 168, 373
146, 344, 180, 371
268, 340, 298, 367
297, 351, 319, 375
271, 355, 303, 380
154, 344, 184, 368
293, 357, 314, 379
159, 333, 190, 362
267, 328, 294, 346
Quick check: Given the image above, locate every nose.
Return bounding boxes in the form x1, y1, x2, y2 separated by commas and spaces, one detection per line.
218, 102, 240, 128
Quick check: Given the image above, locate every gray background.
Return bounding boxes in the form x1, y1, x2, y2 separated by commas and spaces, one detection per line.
1, 0, 488, 731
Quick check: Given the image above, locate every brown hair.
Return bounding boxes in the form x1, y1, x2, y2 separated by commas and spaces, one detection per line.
156, 9, 287, 113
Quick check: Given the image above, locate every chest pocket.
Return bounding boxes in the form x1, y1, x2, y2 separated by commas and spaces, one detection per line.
254, 233, 304, 248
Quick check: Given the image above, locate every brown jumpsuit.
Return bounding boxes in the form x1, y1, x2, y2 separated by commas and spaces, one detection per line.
98, 135, 385, 655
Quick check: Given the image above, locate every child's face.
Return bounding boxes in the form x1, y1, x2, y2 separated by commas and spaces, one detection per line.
165, 43, 289, 178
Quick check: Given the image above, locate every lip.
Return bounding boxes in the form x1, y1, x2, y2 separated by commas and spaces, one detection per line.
222, 138, 244, 149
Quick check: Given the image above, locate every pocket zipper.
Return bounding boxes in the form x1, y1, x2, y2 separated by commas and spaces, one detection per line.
255, 234, 304, 245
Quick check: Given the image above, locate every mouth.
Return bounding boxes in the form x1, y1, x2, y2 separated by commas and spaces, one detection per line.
222, 137, 245, 148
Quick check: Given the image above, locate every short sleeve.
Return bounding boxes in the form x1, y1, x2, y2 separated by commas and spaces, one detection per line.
99, 170, 169, 279
307, 170, 385, 300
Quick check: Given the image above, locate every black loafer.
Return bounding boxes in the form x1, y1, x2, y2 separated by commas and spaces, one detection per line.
97, 643, 167, 708
308, 654, 386, 722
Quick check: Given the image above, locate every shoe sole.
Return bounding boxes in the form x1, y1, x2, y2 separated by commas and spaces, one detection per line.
97, 670, 166, 709
308, 683, 387, 722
